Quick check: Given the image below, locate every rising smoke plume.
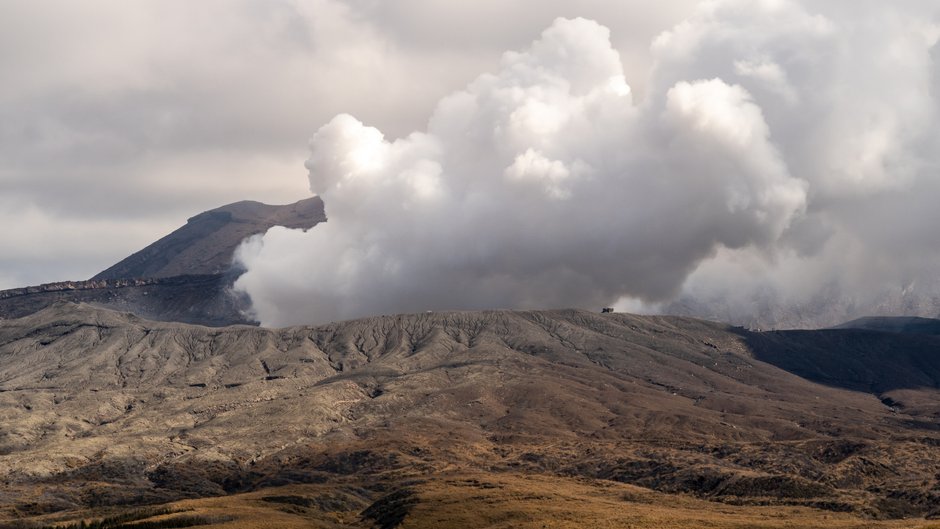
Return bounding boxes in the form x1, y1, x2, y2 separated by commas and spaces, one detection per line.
236, 1, 940, 327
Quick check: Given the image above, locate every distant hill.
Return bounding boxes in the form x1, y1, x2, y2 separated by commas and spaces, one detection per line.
0, 274, 247, 326
0, 197, 325, 326
92, 196, 325, 280
663, 286, 940, 330
743, 327, 940, 394
832, 316, 940, 335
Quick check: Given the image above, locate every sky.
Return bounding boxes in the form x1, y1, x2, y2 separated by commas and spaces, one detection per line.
4, 1, 940, 328
0, 0, 695, 288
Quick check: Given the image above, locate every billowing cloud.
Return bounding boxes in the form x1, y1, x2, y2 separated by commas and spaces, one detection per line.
0, 0, 696, 289
7, 1, 940, 329
238, 1, 940, 328
234, 17, 808, 326
643, 0, 940, 328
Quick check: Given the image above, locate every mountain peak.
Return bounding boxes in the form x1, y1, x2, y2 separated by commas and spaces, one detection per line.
92, 196, 325, 281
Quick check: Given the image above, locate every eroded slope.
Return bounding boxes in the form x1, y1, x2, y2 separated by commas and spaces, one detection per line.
1, 305, 939, 522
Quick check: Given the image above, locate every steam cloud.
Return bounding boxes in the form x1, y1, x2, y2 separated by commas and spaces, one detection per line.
236, 2, 940, 327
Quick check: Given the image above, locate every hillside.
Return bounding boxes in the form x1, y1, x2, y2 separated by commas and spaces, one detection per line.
0, 197, 325, 327
92, 197, 325, 280
0, 274, 249, 327
2, 304, 939, 527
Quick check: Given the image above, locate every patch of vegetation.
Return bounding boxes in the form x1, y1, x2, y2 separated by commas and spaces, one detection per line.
361, 488, 416, 529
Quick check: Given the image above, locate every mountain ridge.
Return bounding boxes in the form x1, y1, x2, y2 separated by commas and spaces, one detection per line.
92, 196, 325, 281
0, 197, 325, 327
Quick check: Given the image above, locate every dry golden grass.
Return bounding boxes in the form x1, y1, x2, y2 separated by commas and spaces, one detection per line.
28, 472, 939, 529
394, 472, 940, 529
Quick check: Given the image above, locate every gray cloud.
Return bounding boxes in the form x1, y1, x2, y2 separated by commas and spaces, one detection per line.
0, 0, 696, 289
8, 1, 940, 330
234, 16, 807, 326
236, 1, 940, 328
645, 0, 940, 327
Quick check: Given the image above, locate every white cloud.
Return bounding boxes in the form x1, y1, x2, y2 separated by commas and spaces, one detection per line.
7, 0, 940, 330
235, 17, 807, 326
636, 0, 940, 327
0, 1, 697, 286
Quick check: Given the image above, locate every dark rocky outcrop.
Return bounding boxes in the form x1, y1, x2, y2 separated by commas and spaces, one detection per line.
0, 274, 251, 327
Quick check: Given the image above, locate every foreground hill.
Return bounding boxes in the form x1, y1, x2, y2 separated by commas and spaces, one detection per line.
1, 304, 939, 527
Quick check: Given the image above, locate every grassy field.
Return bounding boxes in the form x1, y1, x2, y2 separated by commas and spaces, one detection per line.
11, 472, 940, 529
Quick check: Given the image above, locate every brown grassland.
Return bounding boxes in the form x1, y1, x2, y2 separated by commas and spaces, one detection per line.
11, 472, 940, 529
3, 306, 940, 528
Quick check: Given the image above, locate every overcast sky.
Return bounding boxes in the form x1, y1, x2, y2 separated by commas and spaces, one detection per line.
4, 1, 940, 328
0, 0, 696, 289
